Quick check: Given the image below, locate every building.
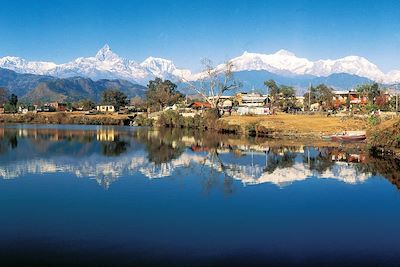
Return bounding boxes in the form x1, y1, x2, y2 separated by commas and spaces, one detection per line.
0, 106, 4, 114
48, 102, 68, 111
97, 105, 115, 112
235, 92, 268, 107
332, 90, 368, 107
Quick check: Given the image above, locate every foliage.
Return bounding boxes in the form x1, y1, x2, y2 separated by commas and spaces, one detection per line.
130, 96, 146, 109
101, 89, 129, 111
365, 103, 378, 113
134, 115, 153, 126
264, 79, 280, 106
3, 103, 17, 113
8, 94, 18, 107
157, 109, 220, 130
303, 84, 334, 111
146, 78, 183, 111
263, 79, 298, 110
278, 85, 297, 110
368, 115, 381, 126
356, 82, 381, 104
73, 99, 95, 111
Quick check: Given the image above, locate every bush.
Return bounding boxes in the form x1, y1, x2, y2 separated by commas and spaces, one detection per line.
368, 115, 381, 126
134, 115, 153, 126
157, 109, 221, 130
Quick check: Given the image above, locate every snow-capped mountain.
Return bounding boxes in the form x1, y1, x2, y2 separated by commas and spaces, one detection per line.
223, 50, 388, 82
0, 56, 56, 75
0, 44, 192, 84
0, 45, 399, 84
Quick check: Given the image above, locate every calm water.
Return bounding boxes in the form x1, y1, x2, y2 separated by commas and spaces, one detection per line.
0, 124, 400, 266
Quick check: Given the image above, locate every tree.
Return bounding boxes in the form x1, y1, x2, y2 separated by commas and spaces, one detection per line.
264, 79, 280, 106
101, 89, 129, 111
356, 82, 381, 104
8, 94, 18, 107
0, 87, 9, 105
303, 84, 334, 111
278, 85, 297, 110
183, 59, 241, 109
73, 99, 95, 111
146, 78, 183, 111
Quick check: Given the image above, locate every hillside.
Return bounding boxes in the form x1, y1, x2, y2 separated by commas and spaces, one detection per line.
0, 68, 54, 96
0, 68, 147, 103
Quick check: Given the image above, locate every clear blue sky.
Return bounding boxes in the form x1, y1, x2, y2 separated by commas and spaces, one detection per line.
1, 0, 400, 72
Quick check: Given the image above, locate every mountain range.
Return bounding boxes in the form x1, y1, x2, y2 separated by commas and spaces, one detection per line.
0, 44, 399, 101
1, 44, 400, 85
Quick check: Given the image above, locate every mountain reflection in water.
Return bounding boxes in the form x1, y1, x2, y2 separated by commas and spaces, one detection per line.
0, 125, 398, 191
2, 125, 400, 266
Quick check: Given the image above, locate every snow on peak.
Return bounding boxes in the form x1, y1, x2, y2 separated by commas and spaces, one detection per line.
274, 49, 296, 57
95, 44, 120, 61
1, 46, 400, 84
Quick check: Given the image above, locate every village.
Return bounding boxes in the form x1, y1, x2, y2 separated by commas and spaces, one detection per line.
1, 87, 398, 119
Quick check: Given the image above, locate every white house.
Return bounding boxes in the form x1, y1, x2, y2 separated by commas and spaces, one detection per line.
96, 105, 115, 112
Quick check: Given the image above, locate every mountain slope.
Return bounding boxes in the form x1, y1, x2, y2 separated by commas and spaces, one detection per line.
0, 68, 146, 103
0, 68, 54, 96
23, 77, 147, 103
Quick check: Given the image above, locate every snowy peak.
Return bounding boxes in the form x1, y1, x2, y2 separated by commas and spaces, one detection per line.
140, 56, 176, 73
228, 49, 312, 75
274, 49, 296, 57
95, 44, 121, 61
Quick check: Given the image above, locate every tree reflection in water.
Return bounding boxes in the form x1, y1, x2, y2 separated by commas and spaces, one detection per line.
0, 129, 18, 154
101, 136, 130, 157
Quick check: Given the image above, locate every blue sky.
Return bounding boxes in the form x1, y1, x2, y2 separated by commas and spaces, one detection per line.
1, 0, 400, 72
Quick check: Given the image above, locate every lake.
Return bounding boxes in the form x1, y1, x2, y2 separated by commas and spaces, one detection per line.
0, 124, 400, 266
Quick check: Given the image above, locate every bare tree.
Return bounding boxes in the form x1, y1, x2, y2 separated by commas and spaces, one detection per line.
182, 59, 241, 109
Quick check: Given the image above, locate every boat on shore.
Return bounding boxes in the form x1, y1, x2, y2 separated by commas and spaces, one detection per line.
322, 131, 366, 142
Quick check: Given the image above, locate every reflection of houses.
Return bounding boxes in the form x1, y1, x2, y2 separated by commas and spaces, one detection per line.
96, 128, 115, 141
97, 105, 115, 112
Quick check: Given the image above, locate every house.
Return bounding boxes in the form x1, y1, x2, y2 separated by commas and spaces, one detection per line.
333, 90, 368, 107
0, 106, 4, 114
18, 106, 29, 114
97, 105, 115, 112
235, 92, 268, 107
48, 102, 68, 111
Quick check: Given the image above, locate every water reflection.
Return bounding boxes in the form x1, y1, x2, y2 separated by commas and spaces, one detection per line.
0, 125, 398, 191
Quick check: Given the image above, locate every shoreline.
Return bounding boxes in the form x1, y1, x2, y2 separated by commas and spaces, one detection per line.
1, 112, 399, 157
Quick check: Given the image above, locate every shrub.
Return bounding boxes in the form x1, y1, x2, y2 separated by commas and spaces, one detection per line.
368, 115, 381, 126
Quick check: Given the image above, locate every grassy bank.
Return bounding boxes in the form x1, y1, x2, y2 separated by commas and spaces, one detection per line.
0, 112, 132, 125
368, 117, 400, 157
219, 114, 368, 137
